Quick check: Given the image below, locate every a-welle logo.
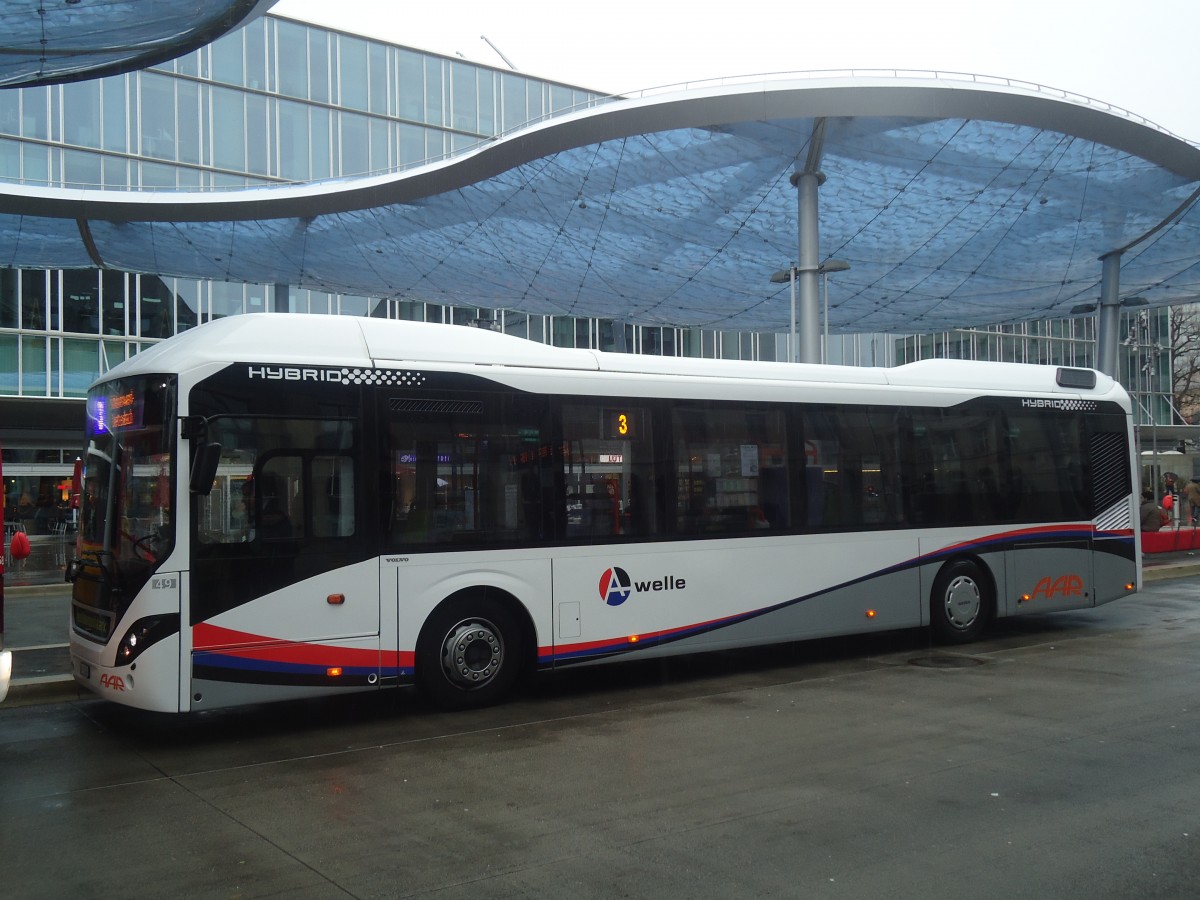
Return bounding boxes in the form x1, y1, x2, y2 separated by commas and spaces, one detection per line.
598, 566, 686, 607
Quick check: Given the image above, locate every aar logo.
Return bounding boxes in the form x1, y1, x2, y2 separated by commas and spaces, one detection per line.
599, 567, 632, 607
100, 673, 127, 692
1029, 574, 1084, 600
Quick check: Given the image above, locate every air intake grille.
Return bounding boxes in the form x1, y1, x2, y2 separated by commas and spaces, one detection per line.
389, 397, 483, 415
1090, 431, 1131, 514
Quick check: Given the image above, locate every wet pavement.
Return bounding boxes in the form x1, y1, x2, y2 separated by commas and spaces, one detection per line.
2, 536, 77, 705
3, 574, 1200, 897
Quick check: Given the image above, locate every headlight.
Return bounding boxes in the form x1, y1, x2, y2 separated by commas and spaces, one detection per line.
116, 614, 180, 665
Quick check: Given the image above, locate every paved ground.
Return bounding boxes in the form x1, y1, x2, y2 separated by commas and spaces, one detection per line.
2, 576, 1198, 898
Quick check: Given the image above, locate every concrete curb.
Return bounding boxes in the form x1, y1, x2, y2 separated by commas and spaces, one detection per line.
1144, 561, 1200, 582
4, 583, 69, 598
4, 675, 82, 708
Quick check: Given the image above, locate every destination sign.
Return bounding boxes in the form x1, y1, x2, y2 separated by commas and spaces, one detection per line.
89, 389, 144, 433
604, 409, 639, 441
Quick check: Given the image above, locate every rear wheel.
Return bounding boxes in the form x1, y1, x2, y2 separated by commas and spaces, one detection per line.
416, 596, 522, 710
930, 559, 993, 643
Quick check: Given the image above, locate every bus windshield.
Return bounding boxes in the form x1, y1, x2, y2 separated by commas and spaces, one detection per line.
77, 376, 177, 589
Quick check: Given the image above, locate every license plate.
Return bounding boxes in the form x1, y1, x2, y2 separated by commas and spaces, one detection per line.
79, 661, 91, 679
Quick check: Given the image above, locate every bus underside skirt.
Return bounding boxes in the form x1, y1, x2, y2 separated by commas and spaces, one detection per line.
192, 655, 384, 688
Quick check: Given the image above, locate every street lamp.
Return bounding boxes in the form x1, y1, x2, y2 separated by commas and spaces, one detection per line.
769, 265, 798, 362
819, 259, 850, 364
1124, 308, 1168, 513
772, 258, 851, 364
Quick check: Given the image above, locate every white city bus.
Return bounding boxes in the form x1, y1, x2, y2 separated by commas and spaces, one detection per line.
68, 314, 1139, 713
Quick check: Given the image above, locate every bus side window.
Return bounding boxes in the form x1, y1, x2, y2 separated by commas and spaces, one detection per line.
313, 454, 355, 537
256, 457, 301, 540
384, 392, 551, 549
1007, 411, 1088, 522
193, 416, 356, 545
672, 405, 787, 535
561, 403, 658, 541
801, 406, 901, 531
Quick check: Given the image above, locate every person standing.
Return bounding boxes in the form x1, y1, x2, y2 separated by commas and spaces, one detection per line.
1163, 472, 1179, 521
1141, 490, 1163, 532
1185, 477, 1200, 525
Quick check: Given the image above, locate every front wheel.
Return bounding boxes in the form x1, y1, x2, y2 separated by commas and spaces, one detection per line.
416, 596, 522, 710
930, 559, 993, 644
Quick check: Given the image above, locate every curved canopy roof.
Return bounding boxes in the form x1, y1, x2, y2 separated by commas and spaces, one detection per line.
3, 75, 1200, 334
0, 0, 276, 88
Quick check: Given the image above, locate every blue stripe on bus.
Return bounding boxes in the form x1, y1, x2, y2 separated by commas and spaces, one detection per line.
193, 653, 411, 679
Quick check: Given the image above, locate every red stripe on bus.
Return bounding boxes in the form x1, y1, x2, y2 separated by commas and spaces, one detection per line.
193, 622, 412, 668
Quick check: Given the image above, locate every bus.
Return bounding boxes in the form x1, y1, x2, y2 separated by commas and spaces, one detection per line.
67, 314, 1139, 713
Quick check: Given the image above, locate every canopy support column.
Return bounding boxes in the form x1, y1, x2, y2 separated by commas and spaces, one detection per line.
789, 118, 830, 365
1097, 252, 1121, 377
792, 169, 824, 364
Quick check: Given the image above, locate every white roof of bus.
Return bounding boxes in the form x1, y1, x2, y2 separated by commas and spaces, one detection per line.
101, 313, 1118, 398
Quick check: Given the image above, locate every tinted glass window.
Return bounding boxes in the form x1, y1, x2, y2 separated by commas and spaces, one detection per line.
384, 393, 551, 548
672, 405, 789, 535
562, 403, 661, 540
904, 403, 1088, 527
1004, 409, 1088, 522
195, 418, 355, 545
801, 406, 900, 530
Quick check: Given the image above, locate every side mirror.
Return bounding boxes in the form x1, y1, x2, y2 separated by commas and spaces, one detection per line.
190, 443, 222, 495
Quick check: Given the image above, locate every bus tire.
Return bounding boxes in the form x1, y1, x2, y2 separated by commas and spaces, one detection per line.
416, 595, 522, 710
930, 559, 992, 644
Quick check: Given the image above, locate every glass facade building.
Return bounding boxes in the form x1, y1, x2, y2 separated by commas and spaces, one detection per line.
0, 13, 769, 532
0, 13, 1179, 533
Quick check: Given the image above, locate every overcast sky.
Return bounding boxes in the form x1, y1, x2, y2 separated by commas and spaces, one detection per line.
273, 0, 1200, 142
